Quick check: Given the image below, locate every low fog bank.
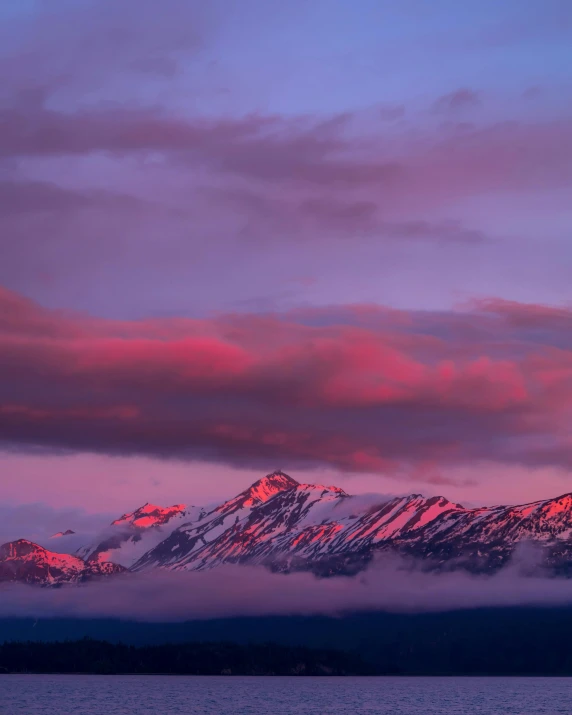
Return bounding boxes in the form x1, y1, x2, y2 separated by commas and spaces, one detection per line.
3, 547, 572, 621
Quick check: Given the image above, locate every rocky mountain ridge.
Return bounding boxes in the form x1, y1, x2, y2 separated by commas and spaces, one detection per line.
4, 471, 572, 584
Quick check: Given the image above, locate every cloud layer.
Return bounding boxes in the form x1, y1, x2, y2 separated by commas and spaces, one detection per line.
0, 0, 570, 331
2, 551, 572, 621
2, 287, 572, 477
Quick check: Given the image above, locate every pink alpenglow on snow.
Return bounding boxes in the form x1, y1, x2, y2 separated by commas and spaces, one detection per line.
112, 503, 187, 528
0, 540, 124, 585
8, 472, 572, 588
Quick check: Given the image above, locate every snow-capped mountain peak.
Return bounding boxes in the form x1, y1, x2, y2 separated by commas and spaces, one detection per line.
242, 471, 300, 505
76, 501, 203, 568
112, 502, 187, 528
131, 485, 468, 574
0, 539, 124, 584
211, 470, 299, 516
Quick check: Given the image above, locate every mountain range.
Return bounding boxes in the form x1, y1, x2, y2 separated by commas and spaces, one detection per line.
3, 471, 572, 585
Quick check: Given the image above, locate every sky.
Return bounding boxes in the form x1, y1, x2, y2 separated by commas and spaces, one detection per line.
1, 0, 572, 525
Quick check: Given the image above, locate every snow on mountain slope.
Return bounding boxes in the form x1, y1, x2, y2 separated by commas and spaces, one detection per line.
133, 475, 572, 575
11, 470, 572, 580
112, 503, 188, 528
421, 493, 572, 544
76, 503, 204, 568
133, 471, 304, 571
0, 540, 124, 585
159, 483, 348, 571
394, 492, 572, 572
133, 474, 461, 572
256, 494, 463, 566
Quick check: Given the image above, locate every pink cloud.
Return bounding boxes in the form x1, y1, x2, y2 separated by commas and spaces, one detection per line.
1, 287, 572, 475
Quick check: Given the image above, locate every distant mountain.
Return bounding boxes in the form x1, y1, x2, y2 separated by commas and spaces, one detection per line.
50, 530, 75, 539
76, 502, 204, 568
7, 470, 572, 584
0, 540, 124, 585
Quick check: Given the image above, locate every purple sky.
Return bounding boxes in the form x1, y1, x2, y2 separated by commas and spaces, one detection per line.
1, 0, 572, 518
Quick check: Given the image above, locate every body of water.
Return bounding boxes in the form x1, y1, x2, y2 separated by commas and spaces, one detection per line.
2, 675, 572, 714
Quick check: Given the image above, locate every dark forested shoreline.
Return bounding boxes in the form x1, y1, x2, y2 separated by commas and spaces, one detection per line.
0, 639, 372, 676
5, 608, 572, 676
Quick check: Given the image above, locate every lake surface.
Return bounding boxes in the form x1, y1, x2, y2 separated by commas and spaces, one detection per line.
2, 674, 572, 714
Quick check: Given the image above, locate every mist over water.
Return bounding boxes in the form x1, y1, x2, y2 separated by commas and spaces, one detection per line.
2, 548, 572, 622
